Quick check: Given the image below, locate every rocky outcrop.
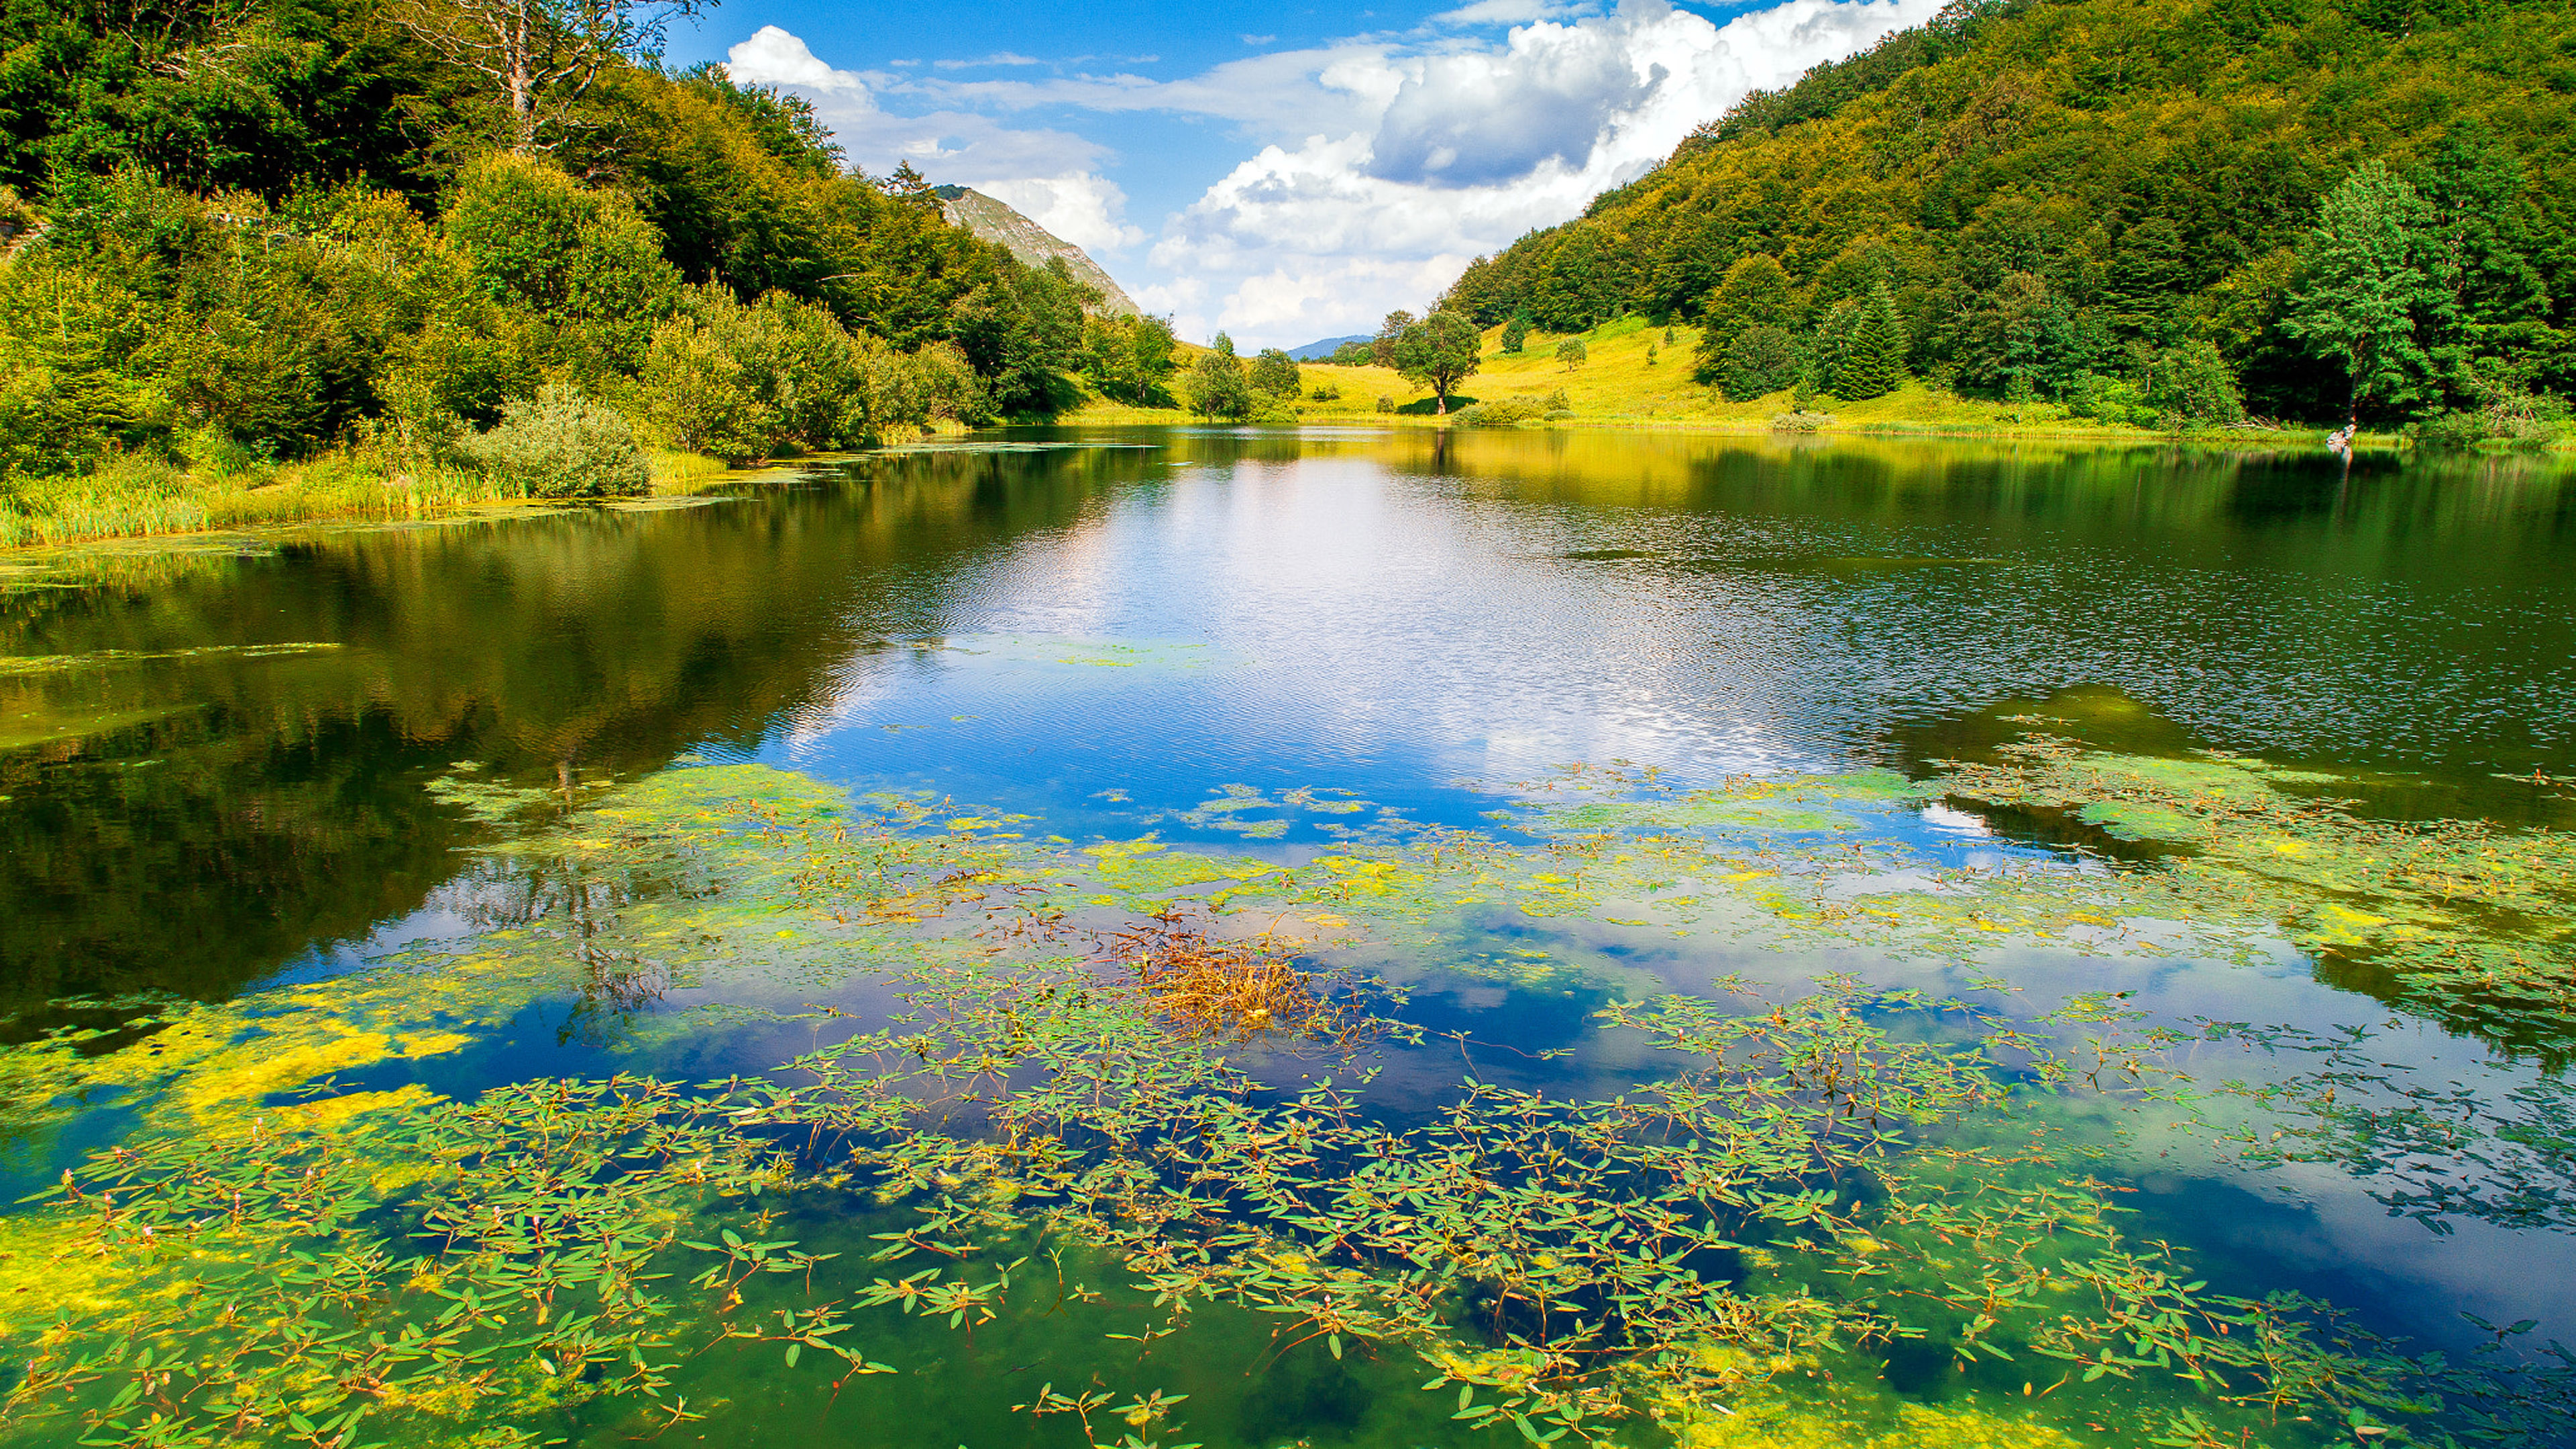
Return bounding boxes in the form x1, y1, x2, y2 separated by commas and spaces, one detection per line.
932, 185, 1142, 318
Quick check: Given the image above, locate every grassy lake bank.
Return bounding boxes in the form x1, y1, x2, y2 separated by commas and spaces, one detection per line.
1114, 317, 2457, 448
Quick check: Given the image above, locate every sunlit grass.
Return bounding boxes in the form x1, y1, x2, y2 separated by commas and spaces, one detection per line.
1119, 322, 2377, 443
0, 453, 540, 549
0, 447, 790, 549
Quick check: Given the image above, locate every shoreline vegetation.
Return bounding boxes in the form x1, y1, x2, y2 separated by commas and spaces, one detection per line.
11, 290, 2563, 553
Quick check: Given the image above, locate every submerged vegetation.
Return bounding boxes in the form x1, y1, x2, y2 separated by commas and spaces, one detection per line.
4, 684, 2574, 1448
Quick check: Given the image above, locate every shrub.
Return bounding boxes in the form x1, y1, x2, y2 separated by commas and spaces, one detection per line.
460, 384, 648, 498
2412, 368, 2568, 449
1307, 380, 1342, 402
2065, 372, 2158, 427
2147, 341, 2245, 425
640, 315, 766, 459
1183, 350, 1256, 420
1456, 396, 1548, 427
1248, 347, 1301, 397
0, 256, 171, 481
639, 284, 892, 462
1718, 325, 1801, 401
442, 156, 681, 375
1375, 395, 1395, 413
908, 341, 995, 426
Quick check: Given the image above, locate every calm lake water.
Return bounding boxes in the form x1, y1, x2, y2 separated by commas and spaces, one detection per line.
3, 428, 2573, 1448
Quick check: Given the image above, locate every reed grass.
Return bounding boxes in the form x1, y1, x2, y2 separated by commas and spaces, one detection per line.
0, 448, 756, 549
0, 453, 521, 549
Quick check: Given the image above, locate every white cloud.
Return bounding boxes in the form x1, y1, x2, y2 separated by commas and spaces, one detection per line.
976, 174, 1149, 253
933, 52, 1046, 69
1427, 0, 1595, 28
726, 25, 868, 93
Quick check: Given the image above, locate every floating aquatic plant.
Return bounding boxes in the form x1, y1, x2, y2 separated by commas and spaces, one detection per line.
7, 739, 2576, 1448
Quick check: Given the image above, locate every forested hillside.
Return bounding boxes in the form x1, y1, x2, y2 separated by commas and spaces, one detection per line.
0, 0, 1180, 504
1439, 0, 2575, 432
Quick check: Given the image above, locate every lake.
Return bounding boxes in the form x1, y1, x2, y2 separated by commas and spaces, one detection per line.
3, 427, 2572, 1449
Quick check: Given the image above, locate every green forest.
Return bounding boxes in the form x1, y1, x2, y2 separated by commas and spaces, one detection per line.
1438, 0, 2576, 435
0, 0, 1181, 520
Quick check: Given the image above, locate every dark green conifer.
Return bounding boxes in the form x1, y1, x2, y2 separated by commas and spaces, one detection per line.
1834, 282, 1907, 399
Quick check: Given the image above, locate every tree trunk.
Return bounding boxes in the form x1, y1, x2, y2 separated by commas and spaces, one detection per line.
508, 0, 534, 152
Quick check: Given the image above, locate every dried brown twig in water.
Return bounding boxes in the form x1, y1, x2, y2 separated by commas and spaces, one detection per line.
1104, 906, 1356, 1044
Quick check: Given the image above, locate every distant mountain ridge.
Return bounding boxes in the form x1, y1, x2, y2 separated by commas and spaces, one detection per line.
1287, 334, 1369, 360
931, 185, 1142, 318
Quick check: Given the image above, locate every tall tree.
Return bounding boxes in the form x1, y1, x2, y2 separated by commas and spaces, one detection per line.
2283, 162, 2458, 426
2101, 217, 2191, 343
1392, 311, 1481, 413
2410, 123, 2554, 393
1833, 281, 1908, 399
1692, 253, 1795, 384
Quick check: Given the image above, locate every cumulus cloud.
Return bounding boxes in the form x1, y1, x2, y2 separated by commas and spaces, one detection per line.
1368, 10, 1666, 185
726, 25, 868, 92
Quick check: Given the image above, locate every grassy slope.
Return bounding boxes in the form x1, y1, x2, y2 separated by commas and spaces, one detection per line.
1072, 319, 2316, 440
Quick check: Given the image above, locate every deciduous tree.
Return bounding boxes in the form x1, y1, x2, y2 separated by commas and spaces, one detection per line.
1393, 311, 1481, 413
2283, 163, 2457, 426
1248, 347, 1301, 397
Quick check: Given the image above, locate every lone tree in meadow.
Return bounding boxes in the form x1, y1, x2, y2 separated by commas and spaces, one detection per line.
390, 0, 709, 151
1833, 281, 1908, 400
1554, 337, 1587, 371
1392, 311, 1482, 413
2284, 162, 2457, 427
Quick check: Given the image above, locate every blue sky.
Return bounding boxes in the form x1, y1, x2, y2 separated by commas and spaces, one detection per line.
671, 0, 1943, 348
